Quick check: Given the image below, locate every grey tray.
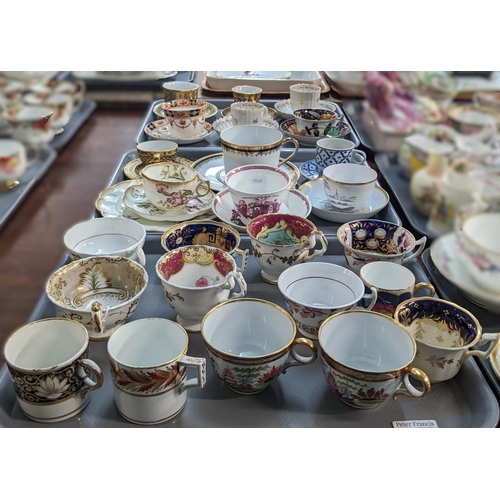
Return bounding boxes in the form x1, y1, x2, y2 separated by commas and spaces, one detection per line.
135, 98, 361, 151
0, 145, 57, 231
50, 99, 97, 152
421, 248, 500, 402
1, 236, 497, 428
109, 149, 402, 236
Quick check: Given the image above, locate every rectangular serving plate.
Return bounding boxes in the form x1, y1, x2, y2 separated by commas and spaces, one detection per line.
1, 237, 497, 428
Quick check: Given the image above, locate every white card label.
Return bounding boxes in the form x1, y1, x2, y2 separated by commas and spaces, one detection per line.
392, 420, 438, 428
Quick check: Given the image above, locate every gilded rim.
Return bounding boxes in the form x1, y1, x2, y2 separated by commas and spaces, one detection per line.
220, 127, 283, 151
95, 179, 140, 215
123, 156, 193, 180
140, 163, 198, 185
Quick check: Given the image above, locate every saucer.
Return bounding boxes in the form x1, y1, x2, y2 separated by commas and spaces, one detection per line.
212, 115, 279, 135
491, 343, 500, 382
144, 120, 214, 144
123, 156, 193, 180
221, 106, 278, 121
299, 179, 389, 223
95, 180, 216, 232
191, 152, 300, 192
280, 119, 351, 147
212, 187, 311, 233
274, 99, 343, 121
430, 232, 500, 314
123, 183, 215, 222
153, 101, 218, 120
299, 157, 366, 180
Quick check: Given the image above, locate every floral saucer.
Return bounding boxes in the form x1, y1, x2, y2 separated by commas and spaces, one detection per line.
212, 187, 311, 232
299, 179, 389, 223
153, 101, 218, 120
144, 120, 214, 144
299, 157, 366, 180
280, 119, 351, 147
221, 106, 278, 121
274, 99, 343, 121
212, 115, 279, 135
430, 232, 500, 314
191, 152, 300, 192
123, 183, 215, 222
123, 156, 193, 180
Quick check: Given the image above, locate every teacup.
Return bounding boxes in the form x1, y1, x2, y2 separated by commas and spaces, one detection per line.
136, 140, 178, 165
163, 81, 199, 102
0, 78, 25, 104
201, 298, 317, 394
107, 318, 206, 425
230, 101, 267, 125
140, 162, 211, 212
277, 262, 377, 340
4, 318, 103, 423
232, 85, 262, 102
318, 310, 431, 409
293, 108, 340, 137
289, 83, 321, 112
323, 163, 377, 212
161, 99, 207, 139
6, 105, 55, 145
225, 164, 292, 225
360, 261, 435, 317
25, 87, 83, 116
46, 256, 148, 341
63, 217, 147, 266
247, 213, 328, 284
156, 245, 247, 332
315, 137, 367, 174
394, 297, 500, 383
161, 220, 249, 273
43, 92, 76, 129
220, 125, 299, 174
0, 138, 40, 190
337, 219, 427, 272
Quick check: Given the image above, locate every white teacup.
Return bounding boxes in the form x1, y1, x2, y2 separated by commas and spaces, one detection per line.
220, 125, 299, 174
289, 83, 321, 111
4, 318, 104, 423
316, 137, 367, 174
6, 105, 55, 145
107, 318, 206, 425
230, 101, 267, 125
63, 217, 147, 266
0, 138, 40, 190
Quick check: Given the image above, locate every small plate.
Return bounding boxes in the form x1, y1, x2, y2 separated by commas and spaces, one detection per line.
212, 187, 311, 232
221, 106, 278, 120
280, 119, 351, 147
123, 183, 215, 222
299, 179, 389, 223
274, 99, 343, 121
153, 101, 218, 120
144, 119, 214, 144
123, 156, 193, 180
430, 232, 500, 314
191, 152, 300, 192
299, 158, 366, 180
212, 115, 279, 135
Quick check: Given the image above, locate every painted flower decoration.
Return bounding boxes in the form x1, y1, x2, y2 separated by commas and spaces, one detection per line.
195, 277, 209, 287
34, 376, 71, 400
300, 306, 325, 318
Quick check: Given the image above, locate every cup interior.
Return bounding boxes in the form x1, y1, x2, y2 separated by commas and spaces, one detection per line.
317, 137, 354, 151
220, 125, 282, 147
247, 213, 315, 244
162, 82, 199, 92
136, 140, 178, 154
226, 165, 290, 195
141, 162, 196, 183
360, 261, 415, 291
293, 109, 337, 123
323, 164, 377, 184
462, 212, 500, 254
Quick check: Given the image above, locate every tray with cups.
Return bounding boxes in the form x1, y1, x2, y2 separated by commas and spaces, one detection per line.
1, 227, 498, 427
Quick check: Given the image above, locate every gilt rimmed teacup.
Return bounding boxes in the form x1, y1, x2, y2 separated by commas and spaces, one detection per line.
161, 99, 207, 139
0, 138, 40, 190
6, 105, 55, 145
293, 108, 340, 137
230, 101, 267, 126
162, 81, 199, 102
201, 298, 317, 394
136, 140, 178, 165
232, 85, 262, 102
289, 83, 321, 112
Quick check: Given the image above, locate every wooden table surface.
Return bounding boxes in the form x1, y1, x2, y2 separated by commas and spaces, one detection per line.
0, 106, 148, 364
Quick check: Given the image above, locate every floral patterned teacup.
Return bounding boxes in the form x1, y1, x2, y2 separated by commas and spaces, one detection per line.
156, 245, 247, 332
107, 318, 206, 425
6, 105, 55, 145
4, 318, 103, 423
318, 310, 431, 409
201, 298, 317, 395
161, 99, 207, 139
0, 138, 40, 190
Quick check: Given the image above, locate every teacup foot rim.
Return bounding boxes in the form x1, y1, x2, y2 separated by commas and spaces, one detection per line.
177, 315, 202, 333
117, 402, 186, 426
227, 385, 267, 395
260, 270, 280, 285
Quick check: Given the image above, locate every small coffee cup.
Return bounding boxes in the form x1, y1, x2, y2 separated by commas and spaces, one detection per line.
136, 140, 178, 165
232, 85, 262, 102
230, 101, 267, 125
360, 261, 435, 317
6, 105, 55, 145
162, 99, 208, 140
293, 108, 340, 137
316, 137, 367, 174
201, 298, 317, 394
0, 138, 40, 190
107, 318, 206, 425
163, 81, 199, 102
289, 83, 321, 111
4, 318, 104, 423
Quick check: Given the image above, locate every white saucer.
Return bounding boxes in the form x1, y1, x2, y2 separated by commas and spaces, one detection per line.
144, 119, 214, 144
212, 188, 312, 232
280, 119, 351, 147
274, 99, 343, 121
153, 102, 218, 120
299, 179, 389, 223
191, 153, 300, 192
123, 183, 215, 222
430, 232, 500, 314
95, 180, 216, 232
212, 115, 279, 135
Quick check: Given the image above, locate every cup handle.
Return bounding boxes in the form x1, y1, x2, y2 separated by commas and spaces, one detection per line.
91, 301, 109, 335
73, 79, 87, 96
299, 231, 328, 262
401, 236, 427, 264
25, 144, 41, 168
282, 338, 318, 372
352, 149, 367, 164
393, 367, 431, 400
72, 93, 84, 112
178, 355, 206, 393
194, 176, 211, 197
355, 286, 378, 311
233, 247, 249, 273
277, 138, 300, 167
222, 270, 248, 299
414, 282, 435, 297
464, 332, 500, 360
76, 358, 104, 396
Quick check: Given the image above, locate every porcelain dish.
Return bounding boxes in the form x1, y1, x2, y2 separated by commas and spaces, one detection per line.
143, 119, 214, 144
280, 119, 351, 146
212, 116, 278, 135
153, 101, 218, 120
123, 156, 193, 180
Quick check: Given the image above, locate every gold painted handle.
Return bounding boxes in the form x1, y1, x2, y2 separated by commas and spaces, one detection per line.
393, 367, 431, 400
414, 282, 435, 297
277, 138, 300, 167
283, 337, 318, 372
